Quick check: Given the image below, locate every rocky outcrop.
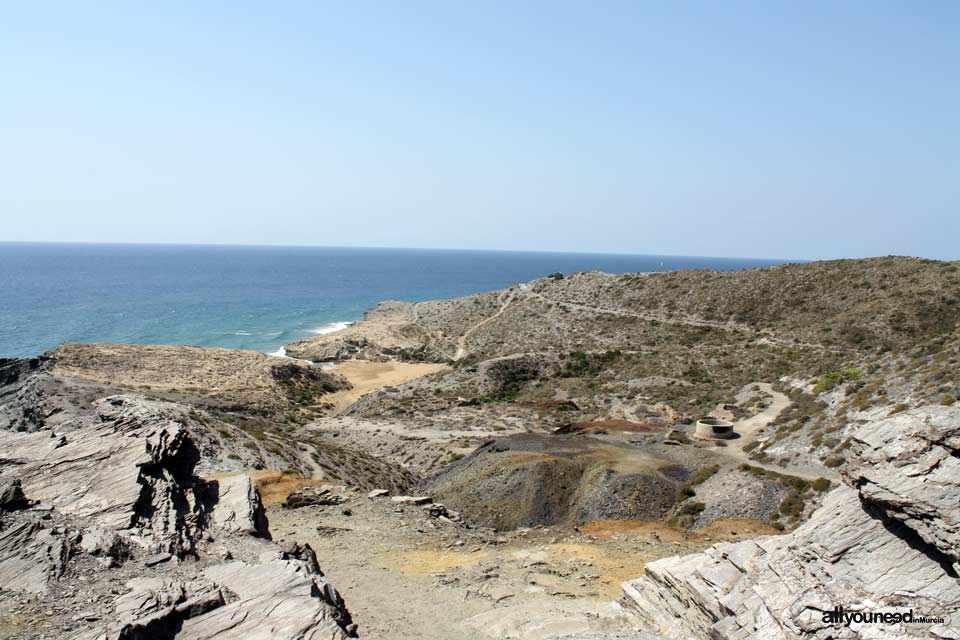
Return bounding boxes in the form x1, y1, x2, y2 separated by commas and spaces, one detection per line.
0, 394, 354, 638
1, 396, 204, 554
621, 406, 960, 639
0, 520, 73, 594
81, 543, 354, 640
182, 543, 354, 639
0, 355, 50, 431
283, 301, 430, 362
845, 407, 960, 567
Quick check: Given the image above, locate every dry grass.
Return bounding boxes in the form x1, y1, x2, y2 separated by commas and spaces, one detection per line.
203, 470, 332, 506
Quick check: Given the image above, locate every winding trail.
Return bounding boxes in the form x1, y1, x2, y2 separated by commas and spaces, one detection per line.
722, 383, 840, 482
453, 290, 517, 361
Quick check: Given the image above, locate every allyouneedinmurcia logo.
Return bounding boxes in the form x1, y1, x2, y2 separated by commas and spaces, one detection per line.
822, 606, 945, 627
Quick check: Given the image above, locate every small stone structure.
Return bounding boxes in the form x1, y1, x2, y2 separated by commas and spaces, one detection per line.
693, 417, 736, 440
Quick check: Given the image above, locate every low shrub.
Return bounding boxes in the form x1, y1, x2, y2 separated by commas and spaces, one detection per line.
888, 403, 909, 416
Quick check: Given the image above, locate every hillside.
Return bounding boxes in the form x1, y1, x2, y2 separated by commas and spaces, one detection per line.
1, 256, 958, 639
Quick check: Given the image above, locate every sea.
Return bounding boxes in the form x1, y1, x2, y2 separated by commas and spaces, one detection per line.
0, 243, 788, 358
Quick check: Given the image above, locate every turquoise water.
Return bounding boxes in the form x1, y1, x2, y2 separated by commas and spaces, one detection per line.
0, 243, 787, 358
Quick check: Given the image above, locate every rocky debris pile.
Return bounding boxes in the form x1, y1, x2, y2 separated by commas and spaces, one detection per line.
0, 394, 355, 639
426, 433, 679, 530
284, 486, 347, 509
422, 502, 464, 524
621, 406, 960, 639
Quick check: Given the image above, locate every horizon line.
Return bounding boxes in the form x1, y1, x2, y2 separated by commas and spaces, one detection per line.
0, 239, 819, 264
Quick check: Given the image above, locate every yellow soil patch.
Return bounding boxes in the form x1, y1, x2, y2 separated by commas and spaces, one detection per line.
697, 517, 782, 539
203, 470, 331, 507
385, 550, 488, 575
577, 520, 698, 543
546, 544, 650, 599
324, 360, 450, 413
578, 517, 781, 543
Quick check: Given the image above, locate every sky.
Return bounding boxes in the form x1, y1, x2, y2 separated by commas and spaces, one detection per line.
2, 2, 958, 260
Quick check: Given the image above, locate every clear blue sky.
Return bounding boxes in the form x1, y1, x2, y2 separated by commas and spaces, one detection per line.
2, 2, 957, 260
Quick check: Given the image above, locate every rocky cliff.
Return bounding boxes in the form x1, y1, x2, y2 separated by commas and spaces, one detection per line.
620, 405, 960, 639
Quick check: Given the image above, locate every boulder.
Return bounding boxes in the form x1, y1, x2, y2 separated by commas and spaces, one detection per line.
0, 477, 28, 510
79, 526, 130, 563
284, 486, 345, 509
208, 474, 270, 538
391, 495, 432, 505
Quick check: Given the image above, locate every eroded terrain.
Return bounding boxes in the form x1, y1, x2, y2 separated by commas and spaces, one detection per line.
1, 256, 959, 638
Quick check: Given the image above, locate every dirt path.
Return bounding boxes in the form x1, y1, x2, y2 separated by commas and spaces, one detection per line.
722, 383, 840, 482
454, 290, 517, 361
730, 383, 790, 453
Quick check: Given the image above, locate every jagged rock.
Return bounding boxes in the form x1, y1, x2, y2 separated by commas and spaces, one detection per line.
422, 502, 463, 523
0, 356, 49, 432
621, 405, 960, 639
367, 488, 389, 498
78, 577, 226, 640
0, 396, 204, 555
144, 552, 173, 567
207, 474, 270, 538
0, 374, 356, 639
0, 477, 28, 510
844, 406, 960, 566
178, 548, 354, 639
0, 521, 73, 594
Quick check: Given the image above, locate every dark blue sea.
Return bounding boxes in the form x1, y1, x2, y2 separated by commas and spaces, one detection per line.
0, 243, 788, 358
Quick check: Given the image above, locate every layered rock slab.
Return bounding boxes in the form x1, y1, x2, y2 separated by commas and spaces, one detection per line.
621, 406, 960, 639
0, 394, 354, 638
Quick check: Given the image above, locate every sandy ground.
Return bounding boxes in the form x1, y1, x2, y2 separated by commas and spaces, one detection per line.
325, 360, 450, 413
263, 487, 781, 639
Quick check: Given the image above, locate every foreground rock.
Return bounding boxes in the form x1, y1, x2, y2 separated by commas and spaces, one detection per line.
621, 406, 960, 639
0, 395, 354, 639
